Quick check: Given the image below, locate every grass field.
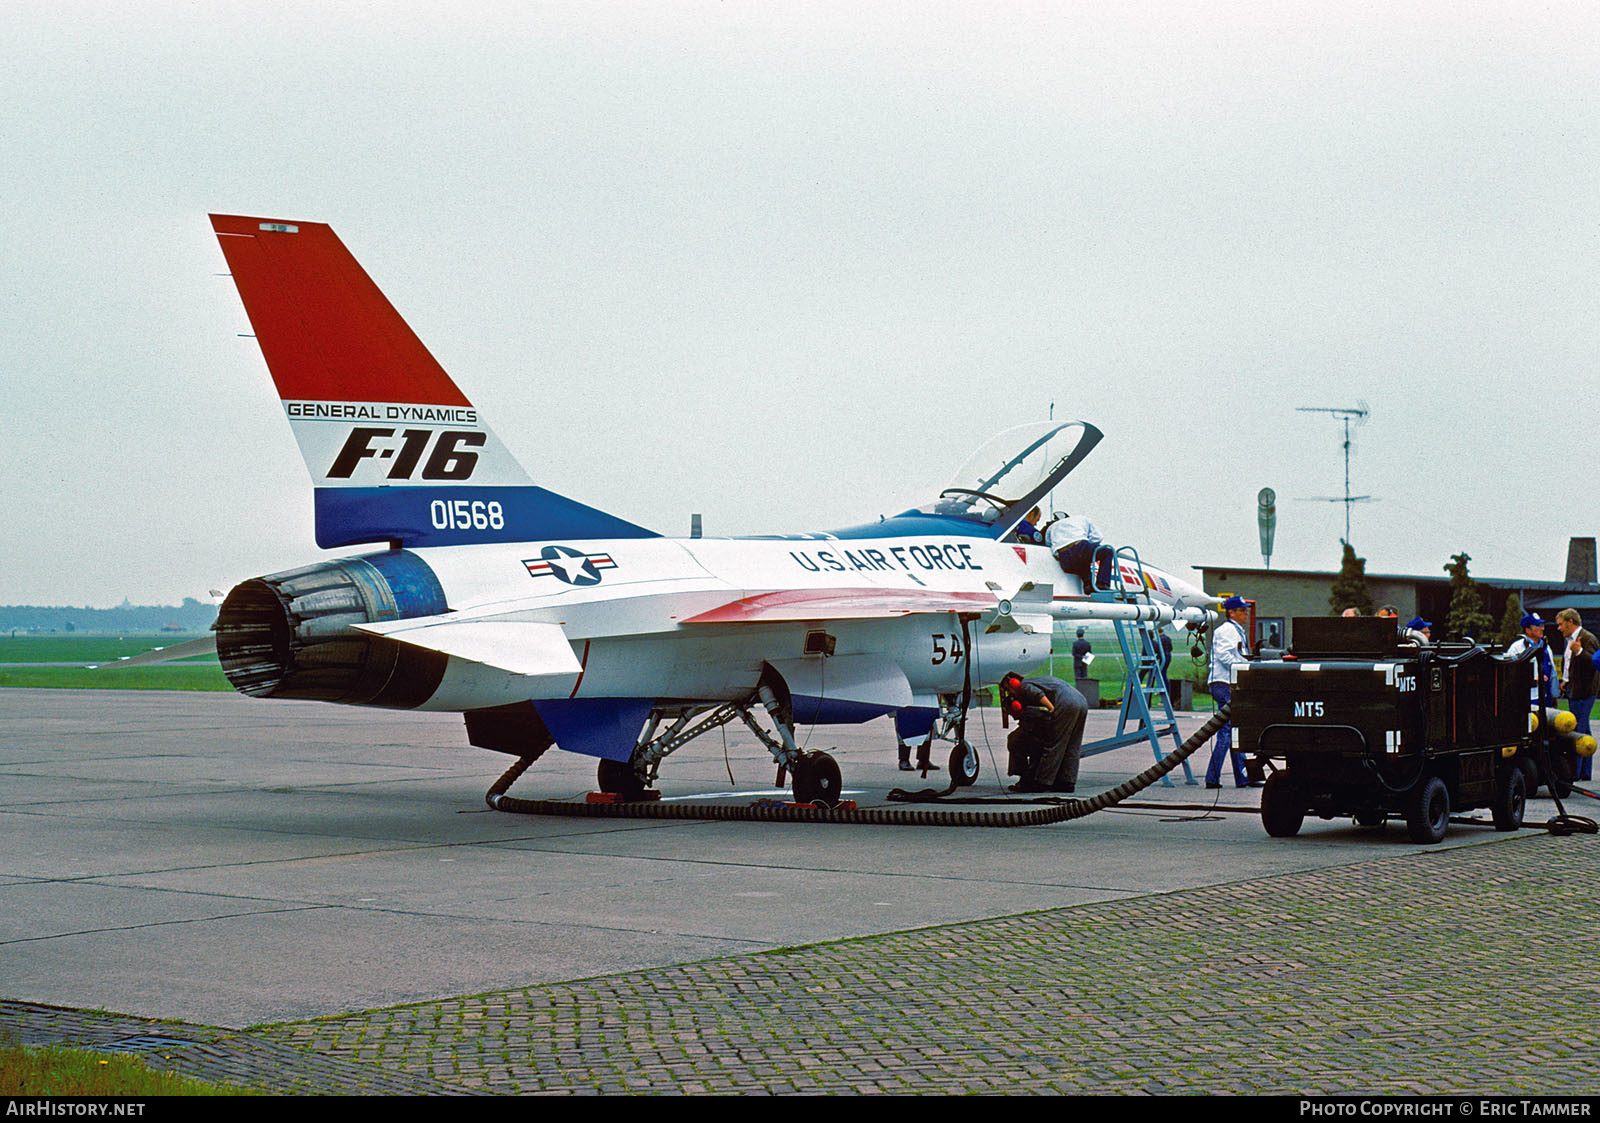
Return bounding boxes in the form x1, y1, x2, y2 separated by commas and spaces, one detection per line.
0, 633, 1218, 709
0, 634, 229, 691
0, 1042, 257, 1096
1009, 645, 1217, 712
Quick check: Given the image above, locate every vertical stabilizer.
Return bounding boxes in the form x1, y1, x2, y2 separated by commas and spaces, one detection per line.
211, 215, 656, 548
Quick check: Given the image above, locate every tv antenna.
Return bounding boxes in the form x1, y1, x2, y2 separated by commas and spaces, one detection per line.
1295, 401, 1375, 545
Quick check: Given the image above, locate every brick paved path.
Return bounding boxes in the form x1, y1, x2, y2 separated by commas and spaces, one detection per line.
7, 833, 1597, 1095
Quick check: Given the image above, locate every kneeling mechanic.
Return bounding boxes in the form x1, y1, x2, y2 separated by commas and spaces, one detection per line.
999, 672, 1088, 794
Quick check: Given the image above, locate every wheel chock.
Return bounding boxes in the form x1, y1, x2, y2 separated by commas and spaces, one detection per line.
586, 789, 661, 804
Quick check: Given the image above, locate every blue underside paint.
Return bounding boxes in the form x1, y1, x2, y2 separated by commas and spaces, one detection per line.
825, 513, 998, 540
532, 697, 655, 761
894, 707, 939, 739
790, 695, 898, 726
314, 486, 659, 549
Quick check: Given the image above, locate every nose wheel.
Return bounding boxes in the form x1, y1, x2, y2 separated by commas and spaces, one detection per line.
791, 751, 842, 807
948, 740, 980, 787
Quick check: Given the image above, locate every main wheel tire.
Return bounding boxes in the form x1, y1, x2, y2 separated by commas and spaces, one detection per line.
948, 741, 980, 787
1261, 773, 1304, 838
792, 751, 843, 807
1405, 775, 1450, 844
1491, 764, 1526, 832
597, 758, 646, 800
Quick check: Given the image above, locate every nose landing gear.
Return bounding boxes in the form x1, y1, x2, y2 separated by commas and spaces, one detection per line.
948, 740, 981, 787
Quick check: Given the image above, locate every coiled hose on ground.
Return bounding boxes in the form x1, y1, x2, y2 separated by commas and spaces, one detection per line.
485, 708, 1231, 828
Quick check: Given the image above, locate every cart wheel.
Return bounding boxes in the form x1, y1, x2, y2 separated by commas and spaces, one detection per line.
1491, 764, 1526, 832
1261, 773, 1304, 838
1353, 809, 1387, 829
597, 758, 646, 800
1517, 757, 1540, 798
1405, 775, 1450, 844
948, 741, 980, 787
1546, 739, 1576, 799
792, 751, 843, 808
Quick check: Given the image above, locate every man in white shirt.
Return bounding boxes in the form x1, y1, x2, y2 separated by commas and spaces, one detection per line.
1506, 612, 1555, 709
1555, 608, 1597, 781
1206, 595, 1253, 788
1045, 513, 1105, 590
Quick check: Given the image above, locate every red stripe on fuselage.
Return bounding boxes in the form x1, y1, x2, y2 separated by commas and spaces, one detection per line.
568, 639, 591, 698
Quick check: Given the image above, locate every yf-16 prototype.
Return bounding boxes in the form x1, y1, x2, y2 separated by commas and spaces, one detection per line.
188, 214, 1213, 805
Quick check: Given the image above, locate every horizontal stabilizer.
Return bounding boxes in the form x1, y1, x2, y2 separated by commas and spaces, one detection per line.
356, 620, 582, 678
94, 635, 218, 669
682, 587, 997, 624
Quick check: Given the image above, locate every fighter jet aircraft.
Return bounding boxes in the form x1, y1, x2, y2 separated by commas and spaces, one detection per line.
184, 215, 1213, 805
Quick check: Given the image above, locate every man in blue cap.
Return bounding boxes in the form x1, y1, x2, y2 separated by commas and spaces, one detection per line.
1405, 617, 1432, 645
1206, 595, 1253, 788
1507, 612, 1556, 708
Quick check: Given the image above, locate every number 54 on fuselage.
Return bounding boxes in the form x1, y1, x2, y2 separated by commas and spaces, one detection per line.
184, 215, 1213, 804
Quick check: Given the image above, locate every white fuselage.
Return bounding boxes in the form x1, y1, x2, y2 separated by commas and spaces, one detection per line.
381, 535, 1207, 713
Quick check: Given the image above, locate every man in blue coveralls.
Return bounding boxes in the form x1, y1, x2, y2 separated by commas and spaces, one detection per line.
1206, 595, 1253, 789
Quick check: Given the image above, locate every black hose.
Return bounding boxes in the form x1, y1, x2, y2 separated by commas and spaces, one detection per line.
485, 708, 1231, 828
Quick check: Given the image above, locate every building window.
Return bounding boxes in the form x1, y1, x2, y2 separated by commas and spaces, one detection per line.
1257, 617, 1285, 651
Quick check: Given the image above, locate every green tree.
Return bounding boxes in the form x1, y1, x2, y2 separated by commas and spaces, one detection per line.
1329, 541, 1374, 616
1495, 596, 1523, 647
1443, 552, 1494, 642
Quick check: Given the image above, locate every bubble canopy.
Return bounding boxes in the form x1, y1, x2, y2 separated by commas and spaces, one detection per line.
822, 420, 1104, 541
915, 421, 1103, 529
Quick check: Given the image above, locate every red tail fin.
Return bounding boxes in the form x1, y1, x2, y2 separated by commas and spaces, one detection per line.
211, 214, 467, 406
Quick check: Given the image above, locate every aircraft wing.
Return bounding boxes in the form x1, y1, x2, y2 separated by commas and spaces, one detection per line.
680, 587, 999, 624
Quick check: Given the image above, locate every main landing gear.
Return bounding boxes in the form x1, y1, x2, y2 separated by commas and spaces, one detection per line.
790, 751, 843, 806
587, 685, 851, 808
589, 679, 980, 810
585, 609, 989, 808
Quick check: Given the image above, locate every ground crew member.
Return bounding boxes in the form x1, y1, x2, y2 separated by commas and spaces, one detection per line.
1072, 628, 1092, 680
1207, 595, 1252, 788
1046, 513, 1105, 590
1506, 613, 1556, 709
998, 672, 1088, 794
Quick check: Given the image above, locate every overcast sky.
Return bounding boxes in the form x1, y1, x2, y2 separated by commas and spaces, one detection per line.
4, 1, 1597, 607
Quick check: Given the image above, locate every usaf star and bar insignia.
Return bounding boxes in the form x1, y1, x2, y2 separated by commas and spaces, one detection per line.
523, 545, 618, 587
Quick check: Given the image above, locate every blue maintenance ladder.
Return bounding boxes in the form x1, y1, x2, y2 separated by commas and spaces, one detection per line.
1077, 544, 1198, 786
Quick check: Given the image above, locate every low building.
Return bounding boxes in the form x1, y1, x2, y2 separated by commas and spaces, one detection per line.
1199, 537, 1599, 650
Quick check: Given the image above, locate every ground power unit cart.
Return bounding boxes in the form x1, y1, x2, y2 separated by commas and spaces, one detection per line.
1230, 617, 1574, 843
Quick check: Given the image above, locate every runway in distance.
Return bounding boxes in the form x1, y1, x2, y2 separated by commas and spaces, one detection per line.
164, 215, 1216, 805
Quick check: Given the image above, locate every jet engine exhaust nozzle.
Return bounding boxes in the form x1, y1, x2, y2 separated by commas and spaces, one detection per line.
214, 551, 448, 707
